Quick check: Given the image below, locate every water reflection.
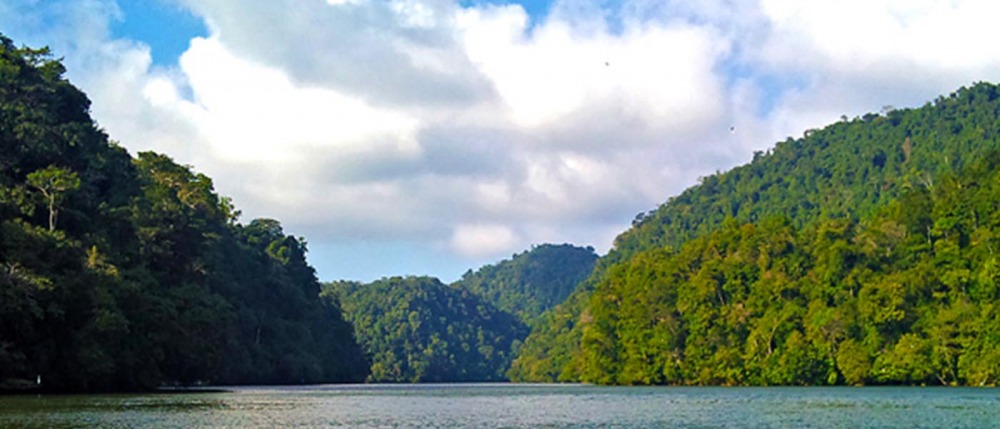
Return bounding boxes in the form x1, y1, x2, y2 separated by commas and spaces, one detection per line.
0, 384, 998, 428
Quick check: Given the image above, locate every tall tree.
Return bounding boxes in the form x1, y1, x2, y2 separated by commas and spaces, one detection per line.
26, 165, 79, 231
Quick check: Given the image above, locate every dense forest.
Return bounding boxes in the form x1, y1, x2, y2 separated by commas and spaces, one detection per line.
324, 277, 527, 382
0, 35, 367, 391
324, 244, 595, 382
453, 244, 597, 325
582, 159, 1000, 385
511, 82, 1000, 385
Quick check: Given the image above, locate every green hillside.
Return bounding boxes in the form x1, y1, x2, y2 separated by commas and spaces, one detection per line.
511, 83, 1000, 384
580, 154, 1000, 385
453, 243, 597, 324
0, 35, 367, 391
325, 276, 527, 382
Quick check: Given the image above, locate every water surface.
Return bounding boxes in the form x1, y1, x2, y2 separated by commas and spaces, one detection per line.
1, 384, 997, 428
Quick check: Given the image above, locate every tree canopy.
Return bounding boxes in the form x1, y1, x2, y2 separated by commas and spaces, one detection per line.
577, 153, 1000, 385
511, 82, 1000, 385
0, 34, 367, 391
453, 243, 597, 325
325, 276, 527, 382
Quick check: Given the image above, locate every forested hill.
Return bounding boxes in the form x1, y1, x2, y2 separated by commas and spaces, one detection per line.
324, 277, 527, 382
0, 35, 368, 391
510, 82, 1000, 384
580, 155, 1000, 385
617, 84, 1000, 256
324, 244, 595, 382
452, 244, 597, 324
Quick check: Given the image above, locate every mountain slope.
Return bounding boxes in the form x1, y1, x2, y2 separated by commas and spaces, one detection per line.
580, 154, 1000, 385
0, 34, 367, 391
511, 82, 1000, 383
452, 243, 597, 324
325, 276, 527, 382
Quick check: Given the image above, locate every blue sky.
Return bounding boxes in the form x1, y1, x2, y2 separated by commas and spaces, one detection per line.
461, 0, 551, 19
110, 0, 206, 66
4, 0, 1000, 282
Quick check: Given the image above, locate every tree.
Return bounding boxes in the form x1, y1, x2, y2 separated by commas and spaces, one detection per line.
836, 339, 871, 385
26, 165, 79, 231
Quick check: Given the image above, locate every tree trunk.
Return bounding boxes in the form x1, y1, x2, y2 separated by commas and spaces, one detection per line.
47, 194, 56, 231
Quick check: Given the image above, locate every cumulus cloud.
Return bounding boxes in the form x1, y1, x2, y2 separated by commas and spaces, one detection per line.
752, 0, 1000, 135
5, 0, 1000, 281
177, 0, 495, 108
451, 224, 519, 257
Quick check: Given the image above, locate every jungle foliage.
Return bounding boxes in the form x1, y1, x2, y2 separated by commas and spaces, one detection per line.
0, 34, 367, 391
453, 243, 597, 325
326, 244, 595, 382
325, 277, 527, 382
511, 82, 1000, 385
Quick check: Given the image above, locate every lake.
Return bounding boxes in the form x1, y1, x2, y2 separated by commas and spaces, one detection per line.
0, 383, 998, 428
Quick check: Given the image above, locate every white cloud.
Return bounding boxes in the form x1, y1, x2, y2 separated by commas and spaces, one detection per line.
174, 37, 421, 164
6, 0, 1000, 280
178, 0, 493, 108
457, 6, 726, 128
759, 0, 1000, 73
754, 0, 1000, 129
451, 224, 519, 257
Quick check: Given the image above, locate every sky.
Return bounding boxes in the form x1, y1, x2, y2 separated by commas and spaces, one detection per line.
3, 0, 1000, 283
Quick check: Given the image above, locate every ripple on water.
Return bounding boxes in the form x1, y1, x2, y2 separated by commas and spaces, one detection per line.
1, 385, 999, 428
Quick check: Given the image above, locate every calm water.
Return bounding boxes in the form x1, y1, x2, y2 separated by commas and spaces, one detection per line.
1, 384, 998, 428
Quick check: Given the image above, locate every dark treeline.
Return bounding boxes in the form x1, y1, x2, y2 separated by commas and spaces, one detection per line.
511, 82, 1000, 385
0, 35, 367, 391
325, 276, 527, 382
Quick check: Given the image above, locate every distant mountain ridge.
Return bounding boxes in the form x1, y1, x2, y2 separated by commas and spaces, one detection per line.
325, 244, 598, 381
324, 276, 527, 382
453, 243, 597, 324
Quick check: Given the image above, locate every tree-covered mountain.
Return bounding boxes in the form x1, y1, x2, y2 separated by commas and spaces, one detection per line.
324, 276, 527, 382
452, 244, 597, 324
579, 154, 1000, 385
511, 82, 1000, 384
0, 34, 367, 391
